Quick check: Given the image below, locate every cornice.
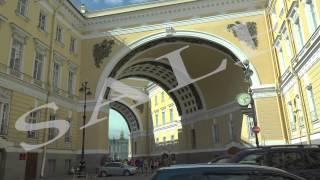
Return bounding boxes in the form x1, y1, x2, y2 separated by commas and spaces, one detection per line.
81, 0, 267, 35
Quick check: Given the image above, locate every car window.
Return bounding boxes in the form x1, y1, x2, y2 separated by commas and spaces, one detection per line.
282, 151, 305, 170
104, 163, 112, 167
269, 152, 283, 169
306, 149, 320, 169
111, 163, 121, 167
239, 153, 265, 165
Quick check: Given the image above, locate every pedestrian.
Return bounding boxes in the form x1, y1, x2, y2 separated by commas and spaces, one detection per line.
143, 159, 149, 175
150, 159, 154, 173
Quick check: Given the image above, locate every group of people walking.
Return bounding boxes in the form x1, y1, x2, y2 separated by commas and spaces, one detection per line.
127, 159, 162, 175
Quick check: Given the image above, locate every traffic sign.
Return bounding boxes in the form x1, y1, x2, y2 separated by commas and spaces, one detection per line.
252, 126, 261, 134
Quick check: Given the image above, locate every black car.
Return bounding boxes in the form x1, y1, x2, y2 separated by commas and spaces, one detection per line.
228, 145, 320, 180
152, 164, 305, 180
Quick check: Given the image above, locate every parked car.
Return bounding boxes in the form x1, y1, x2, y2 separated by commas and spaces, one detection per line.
98, 162, 137, 177
208, 155, 232, 164
152, 164, 305, 180
228, 145, 320, 180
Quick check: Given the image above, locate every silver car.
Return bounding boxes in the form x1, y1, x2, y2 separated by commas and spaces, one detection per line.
98, 162, 137, 177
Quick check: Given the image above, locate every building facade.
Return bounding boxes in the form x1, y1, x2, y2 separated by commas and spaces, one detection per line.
0, 0, 319, 179
148, 84, 182, 154
267, 0, 320, 144
109, 131, 129, 161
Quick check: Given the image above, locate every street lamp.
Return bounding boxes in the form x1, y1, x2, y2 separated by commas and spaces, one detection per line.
242, 60, 260, 148
78, 82, 92, 176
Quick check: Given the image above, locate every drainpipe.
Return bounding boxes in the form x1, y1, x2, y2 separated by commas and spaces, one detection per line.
40, 0, 63, 178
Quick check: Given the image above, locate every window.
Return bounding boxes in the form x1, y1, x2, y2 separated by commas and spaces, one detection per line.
48, 159, 56, 175
284, 31, 293, 60
64, 159, 72, 172
17, 0, 28, 16
161, 92, 165, 102
55, 25, 63, 43
48, 114, 55, 140
27, 111, 39, 138
283, 151, 305, 170
212, 123, 219, 143
170, 108, 173, 122
10, 39, 23, 76
275, 41, 286, 74
69, 37, 76, 53
191, 129, 196, 149
52, 62, 60, 89
292, 17, 305, 52
155, 113, 158, 127
294, 96, 305, 128
68, 71, 74, 95
305, 0, 318, 34
155, 95, 158, 106
0, 102, 9, 135
33, 52, 44, 82
306, 85, 318, 122
306, 149, 320, 168
287, 102, 297, 131
65, 118, 71, 143
239, 153, 265, 165
162, 109, 166, 125
247, 115, 255, 138
38, 11, 47, 31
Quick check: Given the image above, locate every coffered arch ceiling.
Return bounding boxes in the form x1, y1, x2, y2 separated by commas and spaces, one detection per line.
106, 37, 250, 116
109, 101, 140, 132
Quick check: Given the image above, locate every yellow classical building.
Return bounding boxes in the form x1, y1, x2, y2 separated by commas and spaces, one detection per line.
148, 84, 182, 147
0, 0, 320, 179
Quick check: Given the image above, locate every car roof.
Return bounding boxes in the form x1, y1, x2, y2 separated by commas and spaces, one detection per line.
159, 164, 289, 173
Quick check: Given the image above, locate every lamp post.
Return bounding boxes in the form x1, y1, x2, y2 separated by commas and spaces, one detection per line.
243, 61, 260, 148
78, 82, 92, 175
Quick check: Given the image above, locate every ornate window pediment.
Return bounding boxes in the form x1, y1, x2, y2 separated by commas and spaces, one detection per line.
0, 87, 11, 102
10, 23, 30, 44
33, 38, 48, 56
287, 1, 299, 21
53, 51, 65, 65
67, 61, 78, 72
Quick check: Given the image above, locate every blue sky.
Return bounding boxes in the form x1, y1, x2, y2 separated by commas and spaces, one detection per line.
71, 0, 159, 11
109, 109, 129, 139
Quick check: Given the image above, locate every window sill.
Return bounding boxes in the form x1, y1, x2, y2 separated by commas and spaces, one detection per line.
38, 28, 49, 36
55, 40, 65, 48
15, 10, 30, 22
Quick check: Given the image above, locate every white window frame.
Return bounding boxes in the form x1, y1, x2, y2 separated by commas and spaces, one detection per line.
275, 40, 286, 74
27, 111, 39, 139
16, 0, 28, 17
55, 25, 63, 43
306, 85, 319, 123
65, 118, 72, 143
9, 38, 24, 77
212, 122, 219, 144
287, 101, 297, 131
155, 113, 158, 127
0, 88, 10, 136
33, 51, 44, 82
67, 71, 75, 95
52, 62, 60, 89
304, 0, 319, 34
162, 109, 166, 125
69, 37, 76, 53
38, 11, 47, 32
169, 108, 174, 123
